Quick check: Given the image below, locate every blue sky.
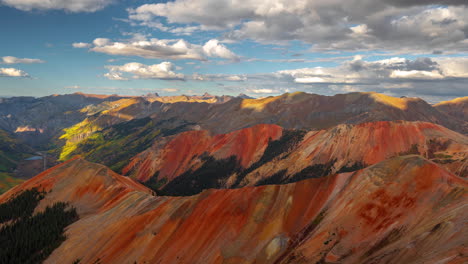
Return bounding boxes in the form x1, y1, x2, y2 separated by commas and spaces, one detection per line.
0, 0, 467, 101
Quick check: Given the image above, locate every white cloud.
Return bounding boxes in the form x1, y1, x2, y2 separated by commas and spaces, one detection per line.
225, 75, 246, 81
161, 88, 179, 92
82, 37, 238, 61
128, 0, 468, 53
0, 0, 115, 12
250, 89, 276, 94
202, 39, 238, 60
436, 57, 468, 78
104, 72, 128, 81
93, 38, 111, 46
1, 56, 44, 64
72, 42, 91, 48
389, 70, 444, 79
0, 67, 29, 77
294, 77, 327, 83
105, 62, 185, 81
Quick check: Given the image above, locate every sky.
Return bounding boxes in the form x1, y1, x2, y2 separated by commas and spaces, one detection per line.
0, 0, 467, 102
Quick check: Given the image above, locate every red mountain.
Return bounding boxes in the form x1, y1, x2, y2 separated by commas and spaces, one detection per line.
124, 121, 467, 196
1, 156, 465, 263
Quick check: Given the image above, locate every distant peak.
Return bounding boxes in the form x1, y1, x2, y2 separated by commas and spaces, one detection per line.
237, 93, 254, 99
144, 92, 160, 97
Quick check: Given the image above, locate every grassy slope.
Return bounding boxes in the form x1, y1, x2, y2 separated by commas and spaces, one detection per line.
58, 117, 193, 173
0, 173, 23, 194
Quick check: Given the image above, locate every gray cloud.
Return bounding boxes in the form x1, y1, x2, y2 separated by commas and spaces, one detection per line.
385, 0, 467, 7
193, 56, 468, 101
129, 0, 468, 53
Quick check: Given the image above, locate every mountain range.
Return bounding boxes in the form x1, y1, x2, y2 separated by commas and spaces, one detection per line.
0, 91, 466, 263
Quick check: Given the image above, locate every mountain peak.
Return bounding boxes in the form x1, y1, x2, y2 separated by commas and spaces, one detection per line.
202, 92, 214, 97
237, 93, 254, 99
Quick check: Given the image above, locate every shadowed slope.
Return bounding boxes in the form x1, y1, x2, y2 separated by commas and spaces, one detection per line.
124, 124, 283, 183
242, 120, 468, 185
1, 156, 464, 263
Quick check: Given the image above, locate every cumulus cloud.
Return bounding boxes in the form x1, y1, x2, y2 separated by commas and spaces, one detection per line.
275, 56, 468, 98
192, 56, 468, 100
0, 0, 115, 12
277, 57, 468, 84
1, 56, 44, 64
0, 68, 29, 77
80, 37, 238, 61
202, 39, 238, 60
104, 62, 185, 81
128, 0, 468, 53
72, 42, 91, 48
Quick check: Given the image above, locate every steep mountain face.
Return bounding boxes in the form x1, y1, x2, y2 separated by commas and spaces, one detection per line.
124, 121, 467, 195
240, 120, 468, 184
1, 156, 465, 264
435, 96, 468, 122
124, 124, 283, 179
